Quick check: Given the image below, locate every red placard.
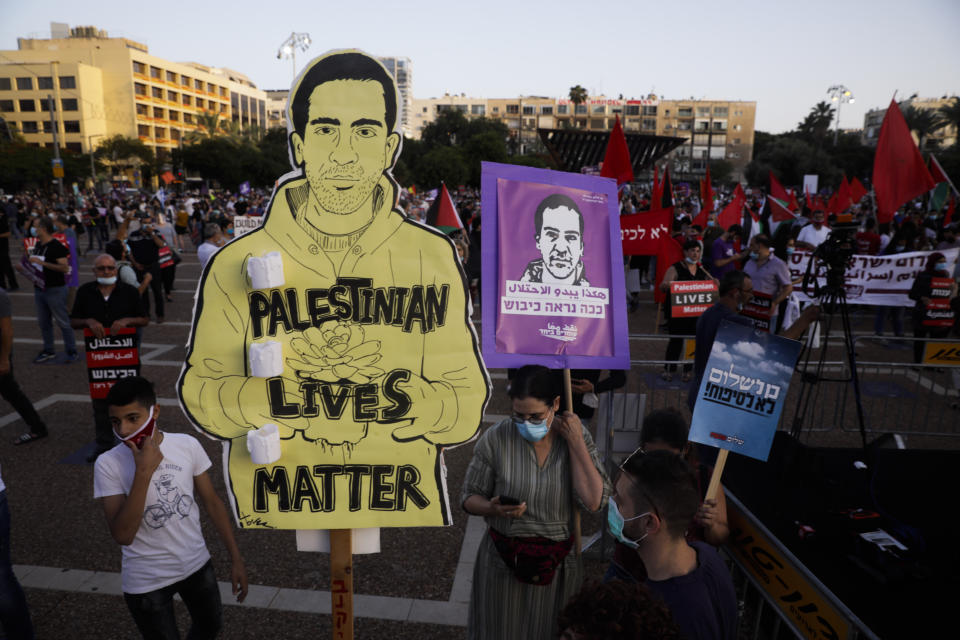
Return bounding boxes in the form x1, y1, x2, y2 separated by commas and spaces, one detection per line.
84, 328, 141, 399
742, 290, 773, 332
924, 277, 955, 327
670, 280, 718, 318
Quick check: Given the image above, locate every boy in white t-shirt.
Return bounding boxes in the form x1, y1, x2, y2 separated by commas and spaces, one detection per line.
93, 377, 247, 639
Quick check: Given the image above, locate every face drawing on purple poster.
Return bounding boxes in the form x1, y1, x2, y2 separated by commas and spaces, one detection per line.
497, 179, 612, 356
519, 194, 589, 286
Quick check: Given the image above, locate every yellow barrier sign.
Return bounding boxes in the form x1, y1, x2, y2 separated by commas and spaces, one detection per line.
684, 338, 696, 362
922, 342, 960, 366
727, 501, 851, 640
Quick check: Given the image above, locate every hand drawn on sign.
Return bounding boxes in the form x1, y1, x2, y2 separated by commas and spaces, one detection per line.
178, 50, 491, 530
519, 194, 590, 286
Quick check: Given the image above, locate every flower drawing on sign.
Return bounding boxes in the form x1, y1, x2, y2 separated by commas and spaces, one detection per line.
286, 322, 384, 384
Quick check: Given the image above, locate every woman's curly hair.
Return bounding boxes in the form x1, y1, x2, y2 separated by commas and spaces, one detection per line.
557, 579, 682, 640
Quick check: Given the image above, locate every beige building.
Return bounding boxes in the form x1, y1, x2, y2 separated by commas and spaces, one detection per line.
0, 24, 266, 156
410, 93, 757, 178
862, 96, 958, 149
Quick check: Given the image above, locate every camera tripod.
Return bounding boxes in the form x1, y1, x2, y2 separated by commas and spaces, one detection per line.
790, 256, 869, 450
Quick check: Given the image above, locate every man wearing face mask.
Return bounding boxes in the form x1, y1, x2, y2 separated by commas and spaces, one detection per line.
605, 449, 737, 640
71, 254, 149, 462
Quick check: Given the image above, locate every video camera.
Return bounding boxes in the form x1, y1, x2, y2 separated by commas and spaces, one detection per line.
803, 215, 859, 297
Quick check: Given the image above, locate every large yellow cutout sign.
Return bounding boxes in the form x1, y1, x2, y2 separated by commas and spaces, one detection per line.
178, 50, 490, 529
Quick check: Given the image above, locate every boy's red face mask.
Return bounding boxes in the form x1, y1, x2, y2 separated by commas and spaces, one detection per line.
114, 406, 156, 448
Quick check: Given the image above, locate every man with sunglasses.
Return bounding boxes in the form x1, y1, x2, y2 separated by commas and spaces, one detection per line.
607, 449, 737, 640
71, 254, 149, 462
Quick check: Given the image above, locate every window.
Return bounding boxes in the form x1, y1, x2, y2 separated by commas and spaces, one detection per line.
471, 104, 485, 115
64, 120, 80, 133
421, 106, 427, 113
506, 104, 519, 114
153, 107, 164, 118
732, 138, 741, 145
557, 104, 568, 115
0, 78, 11, 91
664, 109, 670, 116
678, 107, 693, 117
642, 119, 657, 130
38, 77, 54, 90
133, 61, 146, 74
167, 91, 178, 102
522, 106, 535, 115
642, 106, 657, 116
171, 129, 181, 141
196, 98, 205, 110
61, 98, 78, 111
221, 104, 228, 114
194, 79, 203, 90
456, 104, 468, 113
593, 105, 606, 114
713, 106, 728, 117
166, 71, 177, 83
65, 142, 82, 153
221, 87, 228, 97
734, 110, 742, 116
155, 127, 167, 139
181, 75, 190, 87
135, 83, 147, 96
492, 106, 499, 113
574, 104, 587, 114
183, 113, 193, 124
590, 118, 605, 129
16, 77, 32, 90
59, 75, 76, 89
168, 110, 179, 121
21, 121, 38, 133
136, 103, 149, 116
625, 105, 640, 116
182, 95, 192, 106
43, 120, 53, 133
0, 100, 12, 112
733, 124, 742, 131
19, 99, 35, 112
150, 66, 161, 79
138, 124, 151, 137
677, 121, 692, 131
697, 106, 711, 117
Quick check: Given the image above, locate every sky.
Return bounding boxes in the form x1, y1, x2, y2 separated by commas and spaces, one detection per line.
3, 0, 959, 134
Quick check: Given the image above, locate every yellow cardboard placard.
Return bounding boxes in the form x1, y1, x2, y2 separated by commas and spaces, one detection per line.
922, 341, 960, 366
178, 50, 490, 529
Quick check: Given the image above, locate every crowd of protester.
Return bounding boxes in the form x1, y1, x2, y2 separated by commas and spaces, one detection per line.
0, 175, 957, 639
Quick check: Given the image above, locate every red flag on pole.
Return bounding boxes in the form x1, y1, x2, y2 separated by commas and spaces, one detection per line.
601, 115, 634, 187
654, 235, 685, 304
849, 177, 868, 205
701, 165, 714, 214
872, 99, 936, 224
769, 171, 790, 202
929, 154, 959, 196
717, 184, 746, 228
659, 166, 674, 209
424, 183, 464, 233
651, 166, 662, 207
768, 195, 797, 222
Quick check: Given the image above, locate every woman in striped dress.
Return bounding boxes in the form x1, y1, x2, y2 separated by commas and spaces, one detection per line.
462, 365, 610, 640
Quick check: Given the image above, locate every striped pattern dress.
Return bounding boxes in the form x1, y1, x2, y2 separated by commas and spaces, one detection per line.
462, 419, 611, 640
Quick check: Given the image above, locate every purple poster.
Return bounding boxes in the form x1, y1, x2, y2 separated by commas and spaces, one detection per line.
481, 162, 629, 369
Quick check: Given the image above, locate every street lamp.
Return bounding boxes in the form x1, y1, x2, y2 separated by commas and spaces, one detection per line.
827, 84, 855, 145
277, 32, 312, 82
87, 133, 104, 187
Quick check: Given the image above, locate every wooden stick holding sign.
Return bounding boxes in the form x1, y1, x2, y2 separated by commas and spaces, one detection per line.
562, 369, 582, 556
704, 449, 729, 501
330, 529, 353, 639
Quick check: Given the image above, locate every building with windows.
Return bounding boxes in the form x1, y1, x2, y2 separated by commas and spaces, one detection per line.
410, 93, 756, 178
862, 96, 958, 149
376, 56, 412, 138
0, 23, 267, 155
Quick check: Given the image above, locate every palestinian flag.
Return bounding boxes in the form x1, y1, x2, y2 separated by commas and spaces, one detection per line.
768, 195, 797, 223
424, 184, 464, 234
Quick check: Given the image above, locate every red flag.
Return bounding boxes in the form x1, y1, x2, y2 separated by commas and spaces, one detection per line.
929, 154, 959, 196
651, 165, 662, 207
837, 175, 851, 212
768, 195, 796, 222
601, 115, 634, 186
654, 235, 685, 304
872, 99, 936, 224
946, 194, 956, 225
424, 183, 463, 233
849, 177, 868, 204
788, 190, 800, 212
769, 171, 790, 202
717, 184, 746, 228
160, 171, 175, 185
660, 165, 674, 209
701, 165, 714, 215
620, 207, 673, 255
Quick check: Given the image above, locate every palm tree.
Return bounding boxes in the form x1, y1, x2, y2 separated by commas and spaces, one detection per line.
937, 98, 960, 138
901, 104, 943, 151
569, 85, 588, 129
185, 111, 223, 143
796, 101, 834, 147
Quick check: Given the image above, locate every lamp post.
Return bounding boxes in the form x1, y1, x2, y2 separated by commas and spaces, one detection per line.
87, 133, 104, 187
277, 32, 312, 83
827, 84, 855, 146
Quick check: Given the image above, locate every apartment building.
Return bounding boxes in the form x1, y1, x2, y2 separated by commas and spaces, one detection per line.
0, 24, 266, 155
862, 96, 958, 148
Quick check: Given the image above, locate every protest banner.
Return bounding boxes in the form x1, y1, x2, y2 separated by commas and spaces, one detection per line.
690, 319, 802, 496
923, 277, 955, 327
480, 162, 630, 370
788, 248, 959, 306
670, 281, 717, 318
232, 215, 263, 238
84, 328, 140, 399
741, 290, 773, 332
619, 207, 673, 256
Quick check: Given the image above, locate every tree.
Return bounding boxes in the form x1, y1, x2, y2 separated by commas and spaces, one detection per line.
708, 159, 734, 185
186, 112, 224, 143
569, 85, 588, 129
745, 136, 839, 189
937, 97, 960, 138
796, 101, 835, 147
901, 104, 943, 151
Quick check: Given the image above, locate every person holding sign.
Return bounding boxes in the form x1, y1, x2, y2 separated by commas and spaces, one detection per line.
742, 234, 792, 333
659, 241, 716, 382
462, 365, 609, 640
909, 252, 957, 363
605, 450, 737, 640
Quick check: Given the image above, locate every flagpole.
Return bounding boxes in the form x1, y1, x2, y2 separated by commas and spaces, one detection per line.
562, 369, 582, 557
